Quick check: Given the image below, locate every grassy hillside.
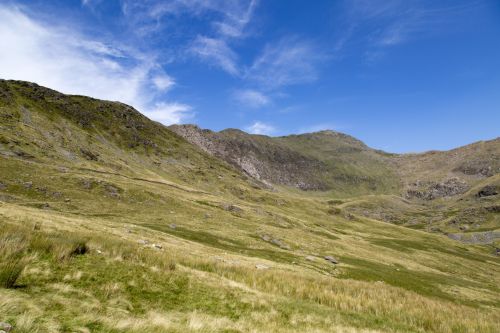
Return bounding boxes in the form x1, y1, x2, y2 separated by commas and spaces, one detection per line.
1, 80, 499, 333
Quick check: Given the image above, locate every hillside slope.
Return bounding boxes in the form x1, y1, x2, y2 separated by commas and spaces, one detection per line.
0, 80, 499, 333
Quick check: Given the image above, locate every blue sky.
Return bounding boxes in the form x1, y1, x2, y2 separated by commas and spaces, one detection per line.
0, 0, 499, 152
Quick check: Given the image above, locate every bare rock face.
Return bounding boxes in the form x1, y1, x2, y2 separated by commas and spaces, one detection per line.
169, 125, 329, 190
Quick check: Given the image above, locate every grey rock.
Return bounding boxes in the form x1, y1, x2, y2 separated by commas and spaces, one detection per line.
260, 234, 290, 250
270, 238, 290, 250
447, 231, 500, 245
169, 224, 177, 229
406, 178, 470, 200
152, 244, 162, 249
23, 181, 33, 189
0, 322, 12, 332
222, 204, 243, 213
324, 256, 339, 264
477, 185, 498, 198
305, 256, 315, 261
260, 234, 271, 242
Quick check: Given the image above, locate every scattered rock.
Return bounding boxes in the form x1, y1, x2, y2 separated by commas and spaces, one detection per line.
152, 244, 162, 249
260, 234, 291, 250
96, 249, 103, 254
271, 238, 290, 250
64, 198, 71, 203
305, 256, 316, 261
447, 231, 500, 245
138, 239, 149, 245
222, 203, 243, 213
23, 181, 33, 189
260, 234, 271, 242
169, 224, 177, 230
324, 256, 339, 264
104, 184, 120, 198
80, 148, 99, 161
476, 185, 498, 198
0, 322, 12, 332
255, 264, 269, 270
81, 179, 93, 189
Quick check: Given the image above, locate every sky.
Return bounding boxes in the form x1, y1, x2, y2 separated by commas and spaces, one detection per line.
0, 0, 499, 153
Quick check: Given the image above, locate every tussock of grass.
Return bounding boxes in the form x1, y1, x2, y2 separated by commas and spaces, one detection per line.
0, 232, 31, 288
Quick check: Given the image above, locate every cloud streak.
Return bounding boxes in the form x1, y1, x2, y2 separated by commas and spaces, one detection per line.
190, 36, 239, 75
245, 121, 275, 135
246, 37, 324, 90
233, 89, 269, 108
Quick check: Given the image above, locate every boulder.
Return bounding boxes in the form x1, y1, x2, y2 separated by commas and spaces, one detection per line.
477, 185, 498, 198
324, 256, 339, 264
0, 322, 12, 332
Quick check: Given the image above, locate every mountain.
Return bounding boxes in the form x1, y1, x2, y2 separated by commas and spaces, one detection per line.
0, 80, 499, 333
170, 124, 499, 197
169, 124, 400, 194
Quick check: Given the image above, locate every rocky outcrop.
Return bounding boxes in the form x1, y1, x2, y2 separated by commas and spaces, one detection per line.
405, 178, 470, 200
477, 185, 498, 197
447, 231, 500, 244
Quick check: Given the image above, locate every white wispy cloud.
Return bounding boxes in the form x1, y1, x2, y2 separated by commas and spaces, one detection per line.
245, 121, 275, 135
122, 0, 258, 39
147, 102, 193, 125
297, 123, 340, 134
340, 0, 481, 60
0, 5, 191, 125
213, 0, 258, 39
152, 74, 175, 91
190, 36, 239, 75
233, 89, 269, 108
247, 37, 323, 89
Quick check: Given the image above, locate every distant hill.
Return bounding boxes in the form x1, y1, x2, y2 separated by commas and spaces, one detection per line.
169, 124, 499, 198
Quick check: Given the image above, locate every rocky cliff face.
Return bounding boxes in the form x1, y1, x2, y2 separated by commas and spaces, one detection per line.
169, 125, 328, 190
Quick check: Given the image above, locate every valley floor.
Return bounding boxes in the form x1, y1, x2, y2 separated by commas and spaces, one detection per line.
1, 157, 499, 333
